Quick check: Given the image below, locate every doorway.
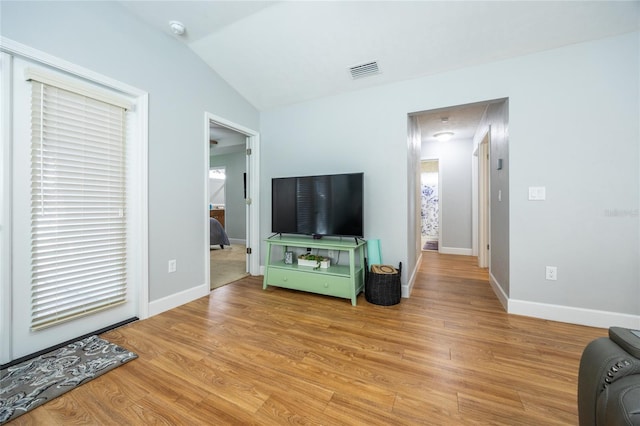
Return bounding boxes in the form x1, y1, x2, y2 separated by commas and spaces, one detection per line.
420, 160, 440, 251
204, 113, 260, 291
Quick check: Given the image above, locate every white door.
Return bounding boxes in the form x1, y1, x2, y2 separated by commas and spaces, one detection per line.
8, 56, 140, 361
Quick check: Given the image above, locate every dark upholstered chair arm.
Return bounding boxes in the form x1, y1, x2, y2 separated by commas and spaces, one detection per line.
579, 332, 640, 426
600, 376, 640, 425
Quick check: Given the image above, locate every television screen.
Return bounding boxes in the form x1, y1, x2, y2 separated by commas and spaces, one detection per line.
272, 173, 364, 238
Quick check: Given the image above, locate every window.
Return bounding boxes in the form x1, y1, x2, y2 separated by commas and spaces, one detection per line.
28, 73, 131, 330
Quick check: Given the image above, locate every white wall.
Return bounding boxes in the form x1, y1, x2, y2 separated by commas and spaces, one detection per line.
261, 32, 639, 327
1, 1, 259, 304
421, 138, 474, 253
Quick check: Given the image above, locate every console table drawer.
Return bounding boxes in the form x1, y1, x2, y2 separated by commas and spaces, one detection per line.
267, 269, 352, 299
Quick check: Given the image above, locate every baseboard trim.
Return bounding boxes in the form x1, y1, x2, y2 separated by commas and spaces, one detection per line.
489, 272, 508, 311
0, 317, 139, 369
148, 283, 209, 317
439, 247, 473, 256
228, 238, 245, 245
403, 252, 422, 298
508, 299, 640, 329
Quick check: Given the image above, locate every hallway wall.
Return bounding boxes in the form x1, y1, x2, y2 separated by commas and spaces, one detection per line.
421, 139, 474, 253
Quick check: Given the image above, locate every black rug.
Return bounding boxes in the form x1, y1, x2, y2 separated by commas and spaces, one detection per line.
0, 335, 137, 423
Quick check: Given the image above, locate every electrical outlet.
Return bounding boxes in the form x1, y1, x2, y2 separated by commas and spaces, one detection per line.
545, 266, 557, 281
168, 259, 177, 273
328, 250, 335, 258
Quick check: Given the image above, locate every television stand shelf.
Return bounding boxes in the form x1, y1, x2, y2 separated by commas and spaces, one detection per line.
263, 235, 366, 306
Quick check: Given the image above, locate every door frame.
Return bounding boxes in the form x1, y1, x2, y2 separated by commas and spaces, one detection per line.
477, 129, 491, 268
1, 38, 149, 364
203, 113, 260, 283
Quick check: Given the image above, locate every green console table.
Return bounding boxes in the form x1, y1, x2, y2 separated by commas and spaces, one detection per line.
263, 235, 366, 306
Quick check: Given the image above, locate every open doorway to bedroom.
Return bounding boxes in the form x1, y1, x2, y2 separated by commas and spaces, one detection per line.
206, 114, 260, 291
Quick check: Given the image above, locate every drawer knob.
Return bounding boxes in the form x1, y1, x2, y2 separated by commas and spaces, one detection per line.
324, 283, 328, 288
283, 277, 288, 282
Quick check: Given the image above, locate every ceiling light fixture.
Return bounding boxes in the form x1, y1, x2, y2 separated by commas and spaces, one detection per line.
434, 131, 454, 142
169, 21, 186, 36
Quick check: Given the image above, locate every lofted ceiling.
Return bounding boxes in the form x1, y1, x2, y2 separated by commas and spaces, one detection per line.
120, 1, 638, 112
119, 1, 638, 144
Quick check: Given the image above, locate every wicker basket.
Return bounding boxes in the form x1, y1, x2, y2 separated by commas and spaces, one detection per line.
365, 260, 402, 306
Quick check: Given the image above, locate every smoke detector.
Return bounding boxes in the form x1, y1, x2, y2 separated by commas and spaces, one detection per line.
169, 21, 186, 36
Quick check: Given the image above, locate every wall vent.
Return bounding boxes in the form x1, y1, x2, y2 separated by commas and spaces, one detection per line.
349, 61, 380, 79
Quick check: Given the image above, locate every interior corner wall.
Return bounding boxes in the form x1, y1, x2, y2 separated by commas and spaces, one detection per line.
1, 1, 259, 303
261, 31, 639, 326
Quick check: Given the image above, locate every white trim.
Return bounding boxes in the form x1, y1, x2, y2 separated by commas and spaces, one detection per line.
247, 134, 261, 275
439, 247, 473, 256
403, 251, 421, 298
203, 116, 212, 292
489, 271, 508, 311
24, 68, 133, 109
489, 270, 640, 329
471, 151, 478, 257
0, 37, 146, 98
133, 93, 149, 320
0, 52, 13, 364
148, 283, 209, 318
508, 299, 640, 329
477, 131, 491, 268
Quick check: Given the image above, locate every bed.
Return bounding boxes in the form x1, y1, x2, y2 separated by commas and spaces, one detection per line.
210, 217, 230, 248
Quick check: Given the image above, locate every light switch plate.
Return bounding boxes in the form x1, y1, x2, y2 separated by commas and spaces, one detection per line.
528, 186, 546, 201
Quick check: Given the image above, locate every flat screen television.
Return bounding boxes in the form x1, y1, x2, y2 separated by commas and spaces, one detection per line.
272, 172, 364, 238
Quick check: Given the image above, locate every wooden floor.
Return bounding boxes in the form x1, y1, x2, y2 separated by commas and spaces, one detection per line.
11, 252, 606, 425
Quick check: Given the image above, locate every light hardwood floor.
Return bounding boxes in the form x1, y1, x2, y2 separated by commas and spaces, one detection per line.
11, 252, 606, 425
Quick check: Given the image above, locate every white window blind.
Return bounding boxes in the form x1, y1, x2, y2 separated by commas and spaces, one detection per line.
29, 80, 128, 330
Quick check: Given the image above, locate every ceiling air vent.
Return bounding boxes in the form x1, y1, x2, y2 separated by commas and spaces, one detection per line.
349, 61, 380, 79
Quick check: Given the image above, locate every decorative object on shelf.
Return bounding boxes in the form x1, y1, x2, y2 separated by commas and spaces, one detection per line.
284, 251, 293, 265
298, 253, 330, 269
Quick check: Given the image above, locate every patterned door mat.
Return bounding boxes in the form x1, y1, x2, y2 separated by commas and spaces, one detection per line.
0, 335, 137, 423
